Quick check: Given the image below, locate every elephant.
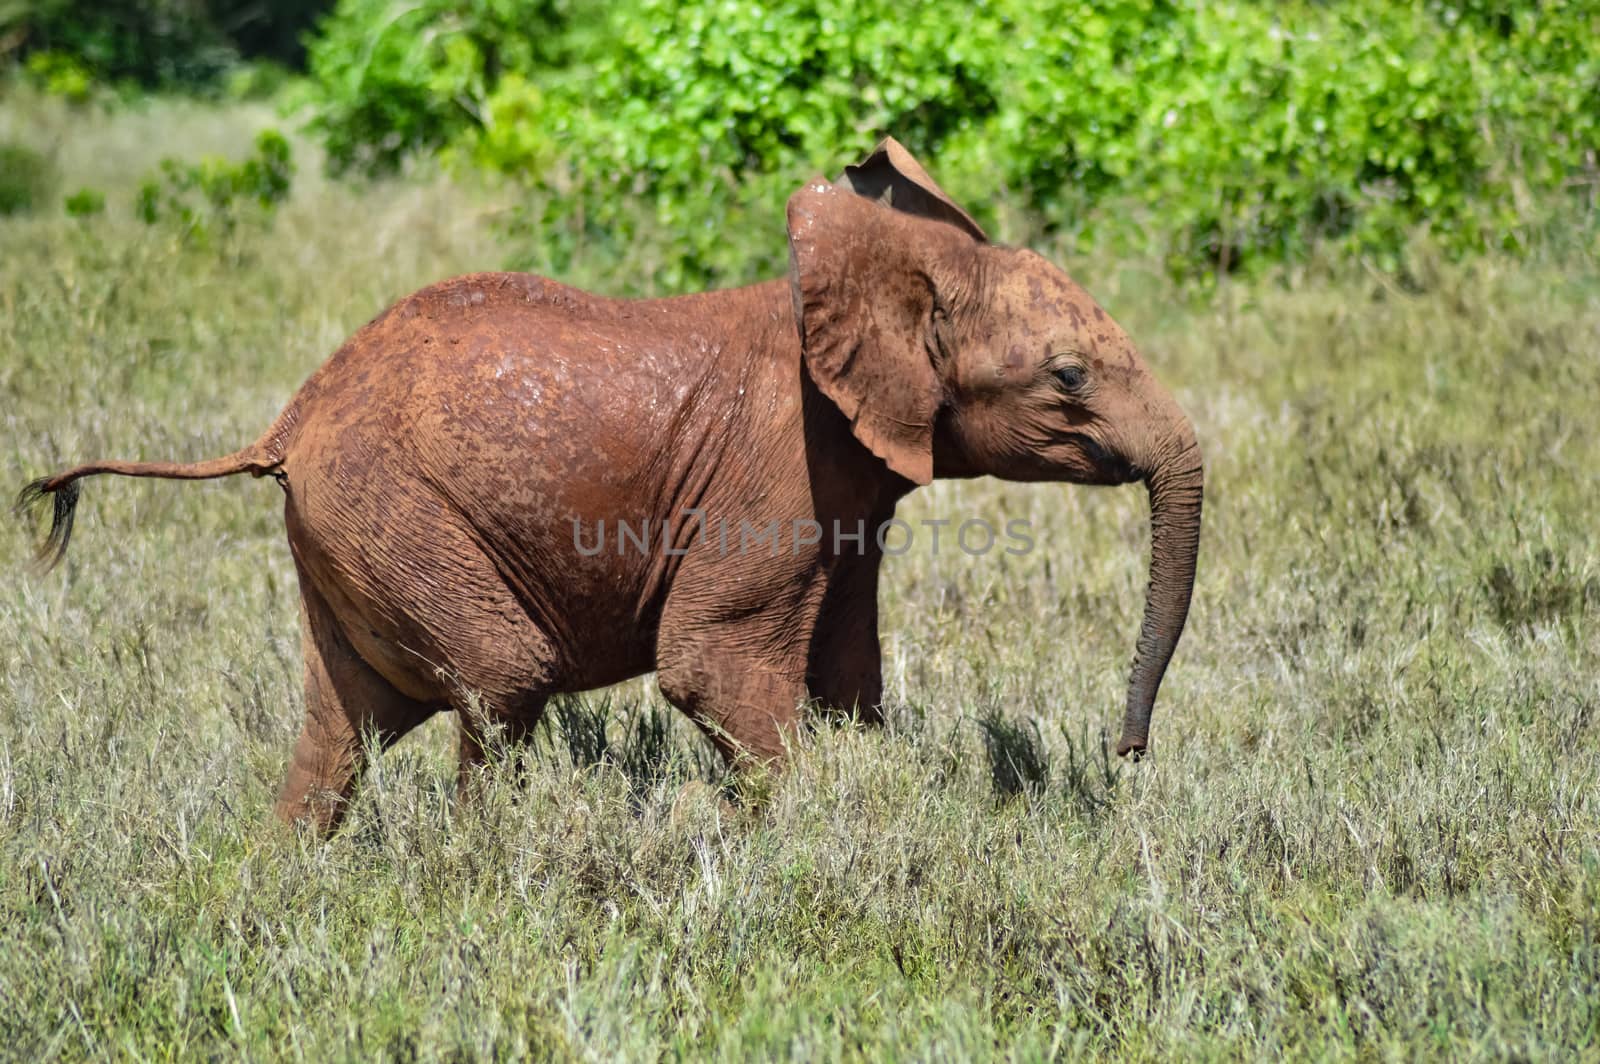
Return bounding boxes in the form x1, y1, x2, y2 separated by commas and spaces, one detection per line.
16, 138, 1203, 834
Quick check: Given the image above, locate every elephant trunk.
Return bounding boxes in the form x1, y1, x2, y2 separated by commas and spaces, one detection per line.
1117, 417, 1203, 758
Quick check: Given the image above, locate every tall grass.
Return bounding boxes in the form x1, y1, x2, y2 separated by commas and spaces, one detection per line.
1, 95, 1597, 1059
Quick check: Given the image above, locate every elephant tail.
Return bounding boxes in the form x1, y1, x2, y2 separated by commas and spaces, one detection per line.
13, 400, 301, 573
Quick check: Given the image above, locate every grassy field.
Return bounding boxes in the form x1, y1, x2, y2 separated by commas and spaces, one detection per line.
2, 93, 1598, 1060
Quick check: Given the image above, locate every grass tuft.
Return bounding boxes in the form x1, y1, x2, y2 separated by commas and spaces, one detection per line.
977, 709, 1050, 804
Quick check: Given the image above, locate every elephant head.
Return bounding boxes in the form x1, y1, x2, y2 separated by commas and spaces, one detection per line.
786, 139, 1203, 758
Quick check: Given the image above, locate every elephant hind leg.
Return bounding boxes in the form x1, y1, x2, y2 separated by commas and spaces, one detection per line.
274, 578, 440, 835
277, 476, 565, 826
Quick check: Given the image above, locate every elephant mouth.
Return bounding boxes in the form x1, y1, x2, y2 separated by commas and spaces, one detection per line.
1071, 434, 1137, 483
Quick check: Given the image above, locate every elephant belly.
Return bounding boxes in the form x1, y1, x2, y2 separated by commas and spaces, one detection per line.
281, 454, 663, 706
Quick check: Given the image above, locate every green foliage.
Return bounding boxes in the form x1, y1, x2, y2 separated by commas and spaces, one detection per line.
134, 129, 293, 242
0, 141, 53, 215
303, 0, 1600, 284
9, 0, 239, 88
62, 187, 105, 216
220, 59, 297, 101
21, 49, 95, 102
4, 0, 333, 90
303, 0, 603, 175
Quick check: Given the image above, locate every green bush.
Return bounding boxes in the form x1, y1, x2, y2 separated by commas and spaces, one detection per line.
135, 129, 294, 242
301, 0, 1600, 283
303, 0, 603, 174
0, 142, 55, 216
21, 50, 96, 102
63, 188, 106, 217
4, 0, 333, 90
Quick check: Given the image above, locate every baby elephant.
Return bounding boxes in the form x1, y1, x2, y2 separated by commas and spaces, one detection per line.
18, 139, 1202, 834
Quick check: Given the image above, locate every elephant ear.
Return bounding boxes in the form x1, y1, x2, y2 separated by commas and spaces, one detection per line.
835, 137, 987, 243
786, 178, 962, 485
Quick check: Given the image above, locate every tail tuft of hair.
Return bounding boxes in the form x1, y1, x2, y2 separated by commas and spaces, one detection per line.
14, 477, 82, 573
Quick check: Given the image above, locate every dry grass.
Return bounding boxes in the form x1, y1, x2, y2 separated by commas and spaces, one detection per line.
1, 92, 1597, 1060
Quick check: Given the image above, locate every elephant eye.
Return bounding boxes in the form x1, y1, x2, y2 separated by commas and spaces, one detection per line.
1053, 363, 1088, 393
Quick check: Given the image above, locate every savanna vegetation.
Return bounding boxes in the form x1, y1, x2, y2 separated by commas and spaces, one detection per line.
2, 1, 1599, 1058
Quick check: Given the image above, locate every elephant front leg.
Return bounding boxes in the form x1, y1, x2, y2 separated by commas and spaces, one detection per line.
805, 551, 885, 724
